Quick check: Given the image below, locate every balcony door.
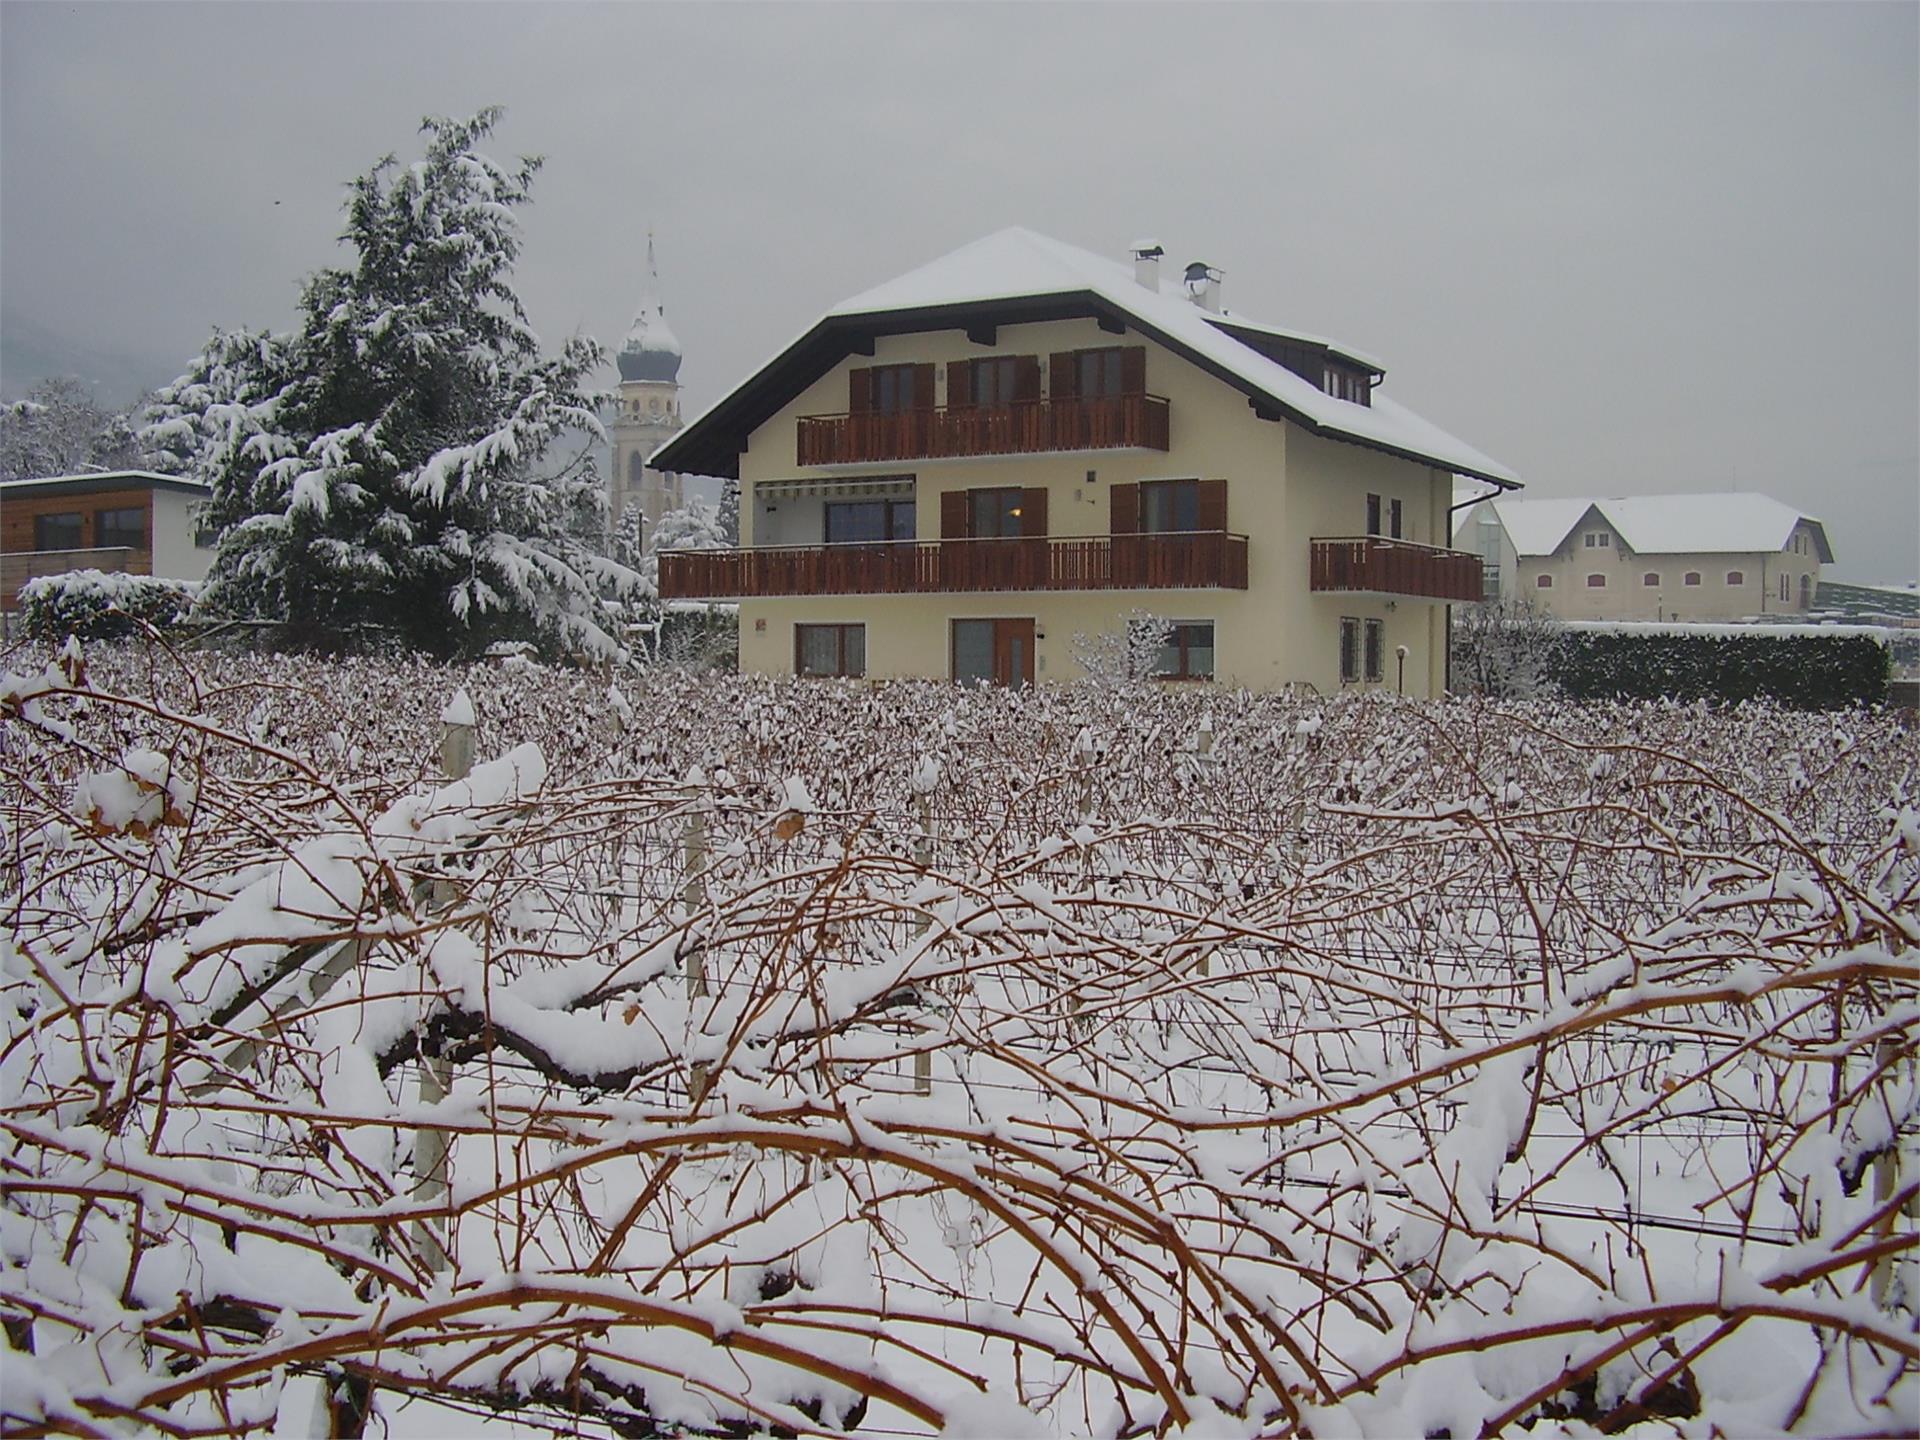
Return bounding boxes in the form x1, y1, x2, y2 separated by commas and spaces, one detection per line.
952, 618, 1034, 688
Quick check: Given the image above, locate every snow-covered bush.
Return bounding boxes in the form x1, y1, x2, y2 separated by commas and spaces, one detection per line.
1450, 596, 1562, 697
15, 568, 198, 640
1, 642, 1914, 1438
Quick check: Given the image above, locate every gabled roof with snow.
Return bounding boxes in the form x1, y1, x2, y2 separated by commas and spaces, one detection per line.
654, 227, 1520, 486
1463, 492, 1832, 563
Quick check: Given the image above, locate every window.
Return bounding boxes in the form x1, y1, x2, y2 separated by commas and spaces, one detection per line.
1141, 479, 1199, 533
1587, 574, 1607, 588
1643, 572, 1661, 587
1684, 571, 1702, 587
1584, 532, 1610, 549
796, 624, 865, 678
1339, 616, 1361, 684
1799, 574, 1812, 609
1145, 621, 1214, 681
1725, 570, 1745, 587
34, 512, 85, 550
1321, 366, 1367, 403
968, 488, 1026, 538
1076, 348, 1125, 399
96, 507, 146, 550
825, 498, 914, 544
871, 364, 918, 415
627, 452, 645, 488
970, 357, 1020, 408
1536, 574, 1554, 589
1778, 574, 1789, 602
1364, 619, 1385, 683
1366, 493, 1382, 536
1389, 498, 1403, 539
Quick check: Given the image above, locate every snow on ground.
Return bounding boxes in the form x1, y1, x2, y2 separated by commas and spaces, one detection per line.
1, 641, 1915, 1438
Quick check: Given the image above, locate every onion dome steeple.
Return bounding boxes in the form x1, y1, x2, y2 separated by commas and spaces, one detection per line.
617, 233, 683, 383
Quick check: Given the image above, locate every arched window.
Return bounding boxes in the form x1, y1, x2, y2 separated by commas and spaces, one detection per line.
1586, 574, 1606, 588
1725, 570, 1745, 587
627, 452, 645, 489
1535, 574, 1554, 589
1642, 573, 1661, 587
1684, 572, 1701, 587
1799, 574, 1812, 609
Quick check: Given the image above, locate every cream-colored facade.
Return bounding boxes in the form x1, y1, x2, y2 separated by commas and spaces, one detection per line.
731, 316, 1458, 695
1461, 498, 1827, 622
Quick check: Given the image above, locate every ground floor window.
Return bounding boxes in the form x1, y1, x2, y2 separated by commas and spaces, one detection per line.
1146, 621, 1214, 680
795, 623, 865, 678
1340, 616, 1361, 684
952, 618, 1034, 687
1364, 618, 1385, 683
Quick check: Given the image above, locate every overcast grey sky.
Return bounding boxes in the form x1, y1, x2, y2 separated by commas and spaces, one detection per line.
3, 2, 1914, 581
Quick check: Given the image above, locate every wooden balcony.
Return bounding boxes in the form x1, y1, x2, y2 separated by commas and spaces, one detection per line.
660, 532, 1248, 600
1309, 536, 1485, 602
2, 547, 142, 609
795, 395, 1171, 466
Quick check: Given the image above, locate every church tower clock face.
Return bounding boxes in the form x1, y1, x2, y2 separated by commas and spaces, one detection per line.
611, 233, 686, 540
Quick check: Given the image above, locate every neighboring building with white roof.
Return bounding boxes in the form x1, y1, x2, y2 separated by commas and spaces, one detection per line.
1455, 492, 1831, 622
654, 228, 1519, 694
1, 469, 214, 611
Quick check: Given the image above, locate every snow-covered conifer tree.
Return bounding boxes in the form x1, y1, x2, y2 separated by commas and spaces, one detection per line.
141, 109, 633, 659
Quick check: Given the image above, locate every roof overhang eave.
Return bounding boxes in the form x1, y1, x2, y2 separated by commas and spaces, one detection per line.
653, 289, 1523, 487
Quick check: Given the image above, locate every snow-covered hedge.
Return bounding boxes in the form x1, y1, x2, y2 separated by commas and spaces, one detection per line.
15, 568, 198, 641
1551, 621, 1890, 708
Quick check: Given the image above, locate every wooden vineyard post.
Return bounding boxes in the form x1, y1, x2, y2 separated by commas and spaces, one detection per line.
913, 782, 936, 1096
683, 784, 709, 1000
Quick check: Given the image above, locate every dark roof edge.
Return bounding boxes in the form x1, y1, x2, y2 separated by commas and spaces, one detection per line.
653, 292, 1520, 487
0, 469, 210, 496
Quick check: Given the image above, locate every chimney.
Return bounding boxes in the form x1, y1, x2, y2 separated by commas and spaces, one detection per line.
1130, 238, 1164, 292
1183, 260, 1223, 314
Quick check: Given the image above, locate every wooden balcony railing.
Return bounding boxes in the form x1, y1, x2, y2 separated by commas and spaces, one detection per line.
1309, 536, 1485, 602
660, 532, 1247, 600
795, 394, 1171, 466
2, 547, 143, 608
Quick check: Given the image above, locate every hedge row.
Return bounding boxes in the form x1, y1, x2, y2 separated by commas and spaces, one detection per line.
1549, 628, 1889, 709
16, 570, 199, 643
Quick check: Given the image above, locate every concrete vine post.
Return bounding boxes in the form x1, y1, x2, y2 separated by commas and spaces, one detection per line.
413, 690, 473, 1276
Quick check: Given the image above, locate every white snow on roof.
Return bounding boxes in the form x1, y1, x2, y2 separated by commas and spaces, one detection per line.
1470, 492, 1828, 560
0, 469, 208, 492
825, 228, 1517, 485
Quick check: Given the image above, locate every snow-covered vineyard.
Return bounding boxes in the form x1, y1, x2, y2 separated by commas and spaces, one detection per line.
3, 644, 1916, 1438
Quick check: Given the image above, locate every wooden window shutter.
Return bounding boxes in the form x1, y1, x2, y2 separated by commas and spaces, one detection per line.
913, 364, 936, 411
947, 360, 973, 408
1121, 346, 1147, 395
1197, 479, 1228, 532
941, 490, 969, 539
1109, 482, 1140, 534
848, 367, 872, 414
1049, 352, 1078, 399
1014, 356, 1042, 402
1021, 488, 1049, 537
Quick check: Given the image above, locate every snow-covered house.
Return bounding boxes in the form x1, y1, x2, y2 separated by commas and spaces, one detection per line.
1455, 492, 1832, 622
1, 469, 214, 611
654, 229, 1520, 694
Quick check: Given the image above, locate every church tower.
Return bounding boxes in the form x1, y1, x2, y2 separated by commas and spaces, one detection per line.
610, 235, 685, 538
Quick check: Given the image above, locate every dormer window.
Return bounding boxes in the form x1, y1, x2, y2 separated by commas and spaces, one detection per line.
1321, 365, 1370, 405
1584, 532, 1610, 549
